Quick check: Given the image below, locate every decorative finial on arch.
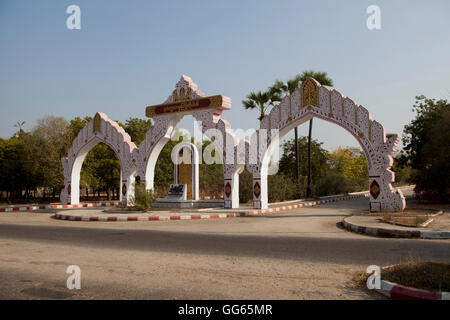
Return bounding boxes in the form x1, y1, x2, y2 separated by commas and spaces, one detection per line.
93, 112, 102, 133
301, 78, 319, 109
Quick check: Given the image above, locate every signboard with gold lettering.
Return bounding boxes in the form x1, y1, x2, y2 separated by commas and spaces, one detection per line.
146, 95, 231, 118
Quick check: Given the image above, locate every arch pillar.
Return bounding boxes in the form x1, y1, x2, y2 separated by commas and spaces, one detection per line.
223, 164, 243, 209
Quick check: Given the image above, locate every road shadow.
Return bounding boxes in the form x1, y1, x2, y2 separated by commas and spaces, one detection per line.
0, 223, 448, 266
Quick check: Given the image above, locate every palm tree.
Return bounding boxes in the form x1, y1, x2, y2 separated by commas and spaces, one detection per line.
242, 88, 281, 121
14, 121, 26, 138
298, 71, 334, 197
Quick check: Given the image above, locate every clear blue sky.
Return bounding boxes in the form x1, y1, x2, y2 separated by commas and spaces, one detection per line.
1, 0, 449, 150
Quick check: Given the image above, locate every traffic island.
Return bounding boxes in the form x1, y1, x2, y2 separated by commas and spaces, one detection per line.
341, 211, 450, 239
53, 193, 369, 222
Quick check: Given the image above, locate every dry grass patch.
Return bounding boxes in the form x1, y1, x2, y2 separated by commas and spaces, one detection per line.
382, 214, 430, 227
354, 261, 450, 292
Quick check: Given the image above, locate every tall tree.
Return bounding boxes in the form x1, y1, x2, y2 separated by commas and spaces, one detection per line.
123, 118, 153, 146
33, 116, 69, 200
298, 71, 334, 197
278, 136, 330, 185
401, 95, 450, 202
242, 88, 281, 121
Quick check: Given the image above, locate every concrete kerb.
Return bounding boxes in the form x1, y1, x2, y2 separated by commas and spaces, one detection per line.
53, 193, 370, 222
375, 265, 450, 300
377, 279, 450, 300
341, 216, 450, 239
0, 201, 121, 212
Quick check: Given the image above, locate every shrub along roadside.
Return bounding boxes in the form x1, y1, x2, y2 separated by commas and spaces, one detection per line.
132, 183, 154, 212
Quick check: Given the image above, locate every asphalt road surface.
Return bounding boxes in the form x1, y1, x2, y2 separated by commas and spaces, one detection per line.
0, 191, 448, 299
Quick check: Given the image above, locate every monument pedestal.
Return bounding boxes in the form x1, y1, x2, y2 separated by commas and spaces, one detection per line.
153, 199, 224, 209
154, 184, 224, 209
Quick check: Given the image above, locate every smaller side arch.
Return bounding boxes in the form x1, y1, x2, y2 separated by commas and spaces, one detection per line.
171, 142, 200, 200
60, 112, 137, 205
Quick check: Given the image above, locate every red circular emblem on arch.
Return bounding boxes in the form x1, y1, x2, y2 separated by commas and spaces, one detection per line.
224, 182, 232, 198
253, 182, 261, 198
370, 180, 380, 199
122, 183, 127, 196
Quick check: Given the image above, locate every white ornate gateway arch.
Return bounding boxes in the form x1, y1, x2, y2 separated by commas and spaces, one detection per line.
60, 112, 137, 205
61, 75, 405, 212
246, 78, 406, 212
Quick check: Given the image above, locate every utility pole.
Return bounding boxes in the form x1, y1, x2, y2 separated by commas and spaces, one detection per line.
294, 126, 299, 189
306, 119, 313, 198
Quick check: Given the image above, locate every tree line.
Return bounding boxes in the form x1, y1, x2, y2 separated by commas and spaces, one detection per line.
0, 115, 227, 204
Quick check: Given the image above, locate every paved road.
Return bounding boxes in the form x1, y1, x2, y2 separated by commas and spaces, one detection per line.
0, 192, 448, 299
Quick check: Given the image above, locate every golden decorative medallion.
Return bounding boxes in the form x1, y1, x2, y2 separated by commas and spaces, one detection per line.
178, 162, 193, 200
301, 79, 318, 108
172, 87, 192, 102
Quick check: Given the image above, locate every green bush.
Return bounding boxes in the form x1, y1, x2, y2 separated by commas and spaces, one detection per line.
268, 174, 297, 202
133, 183, 154, 212
311, 172, 351, 197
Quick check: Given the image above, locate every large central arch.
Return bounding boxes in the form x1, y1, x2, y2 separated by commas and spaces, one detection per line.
134, 75, 244, 209
246, 78, 406, 212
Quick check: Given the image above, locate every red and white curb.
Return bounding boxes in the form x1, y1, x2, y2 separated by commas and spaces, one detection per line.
342, 216, 450, 239
377, 279, 450, 300
0, 202, 121, 212
55, 212, 249, 222
247, 194, 368, 215
54, 194, 369, 222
